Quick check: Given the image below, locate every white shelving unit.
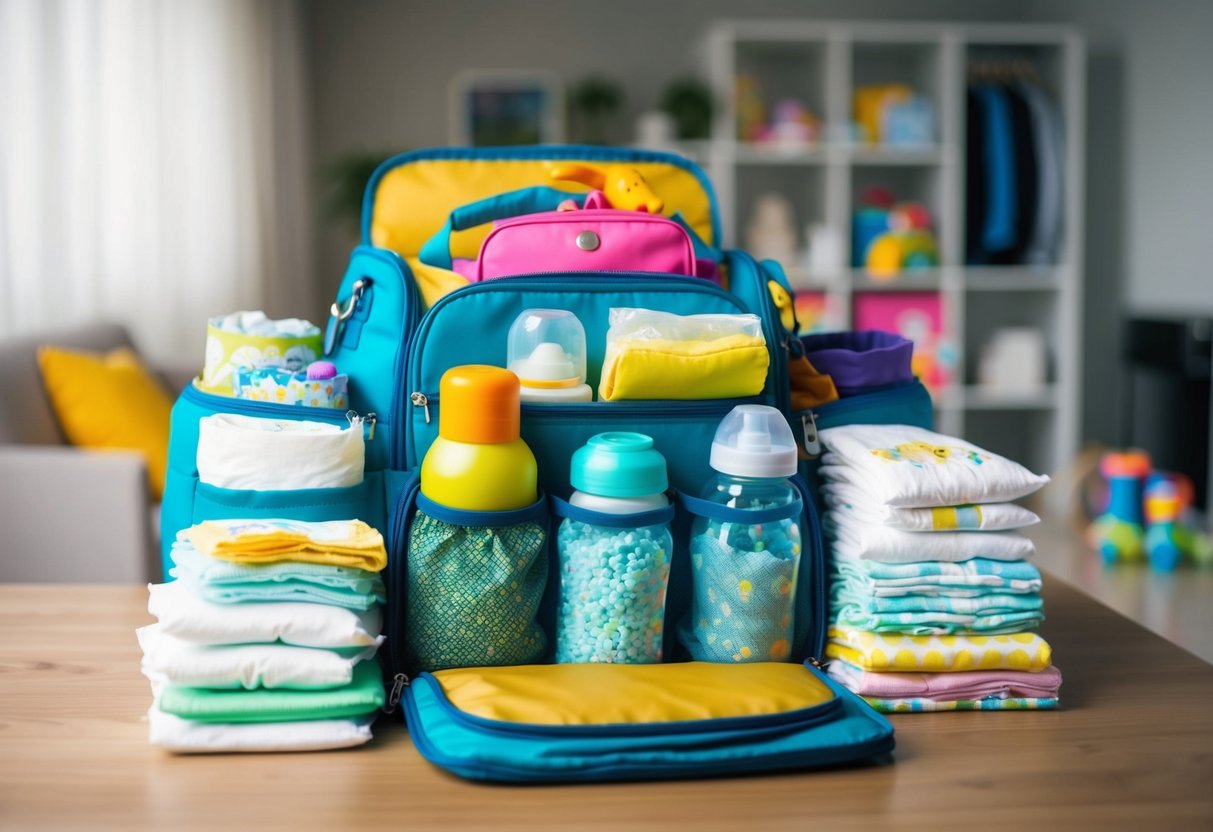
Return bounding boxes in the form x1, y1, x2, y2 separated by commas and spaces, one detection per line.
699, 21, 1084, 476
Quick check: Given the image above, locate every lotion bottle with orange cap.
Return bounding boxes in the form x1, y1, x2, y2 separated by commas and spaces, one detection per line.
420, 365, 539, 511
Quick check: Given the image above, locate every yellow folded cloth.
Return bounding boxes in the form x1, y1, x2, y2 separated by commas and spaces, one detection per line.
826, 626, 1052, 672
185, 519, 388, 572
599, 334, 769, 401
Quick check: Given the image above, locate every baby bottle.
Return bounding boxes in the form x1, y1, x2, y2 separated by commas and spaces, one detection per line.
507, 309, 593, 403
419, 365, 538, 511
556, 432, 674, 663
681, 405, 802, 663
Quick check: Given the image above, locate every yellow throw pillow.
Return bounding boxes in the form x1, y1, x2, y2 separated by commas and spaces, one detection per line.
37, 345, 173, 500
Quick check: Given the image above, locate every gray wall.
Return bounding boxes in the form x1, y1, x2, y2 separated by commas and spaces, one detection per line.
303, 0, 1213, 445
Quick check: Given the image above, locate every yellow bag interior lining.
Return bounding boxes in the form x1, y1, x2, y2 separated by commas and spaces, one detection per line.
433, 662, 835, 726
370, 157, 717, 262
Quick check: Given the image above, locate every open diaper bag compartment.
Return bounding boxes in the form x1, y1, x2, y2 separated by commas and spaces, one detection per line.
157, 147, 945, 781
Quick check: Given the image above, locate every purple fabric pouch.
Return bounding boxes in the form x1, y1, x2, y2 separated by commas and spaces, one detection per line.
801, 330, 915, 396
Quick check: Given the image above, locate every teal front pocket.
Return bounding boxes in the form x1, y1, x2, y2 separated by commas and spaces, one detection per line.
191, 472, 385, 532
404, 493, 549, 673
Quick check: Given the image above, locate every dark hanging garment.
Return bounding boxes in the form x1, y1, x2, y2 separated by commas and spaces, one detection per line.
965, 88, 989, 265
1018, 81, 1064, 265
975, 84, 1018, 262
997, 84, 1039, 264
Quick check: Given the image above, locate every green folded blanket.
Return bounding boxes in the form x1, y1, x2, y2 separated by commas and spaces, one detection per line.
157, 660, 385, 723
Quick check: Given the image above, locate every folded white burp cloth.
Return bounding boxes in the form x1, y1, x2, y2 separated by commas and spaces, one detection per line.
137, 624, 383, 690
147, 580, 381, 648
827, 511, 1036, 563
196, 412, 364, 490
821, 482, 1041, 532
147, 708, 374, 753
818, 424, 1050, 508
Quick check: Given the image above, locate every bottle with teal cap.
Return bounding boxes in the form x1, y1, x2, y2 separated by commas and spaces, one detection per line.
556, 432, 674, 664
680, 405, 802, 663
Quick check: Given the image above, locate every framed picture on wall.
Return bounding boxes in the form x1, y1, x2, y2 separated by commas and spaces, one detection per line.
449, 70, 565, 147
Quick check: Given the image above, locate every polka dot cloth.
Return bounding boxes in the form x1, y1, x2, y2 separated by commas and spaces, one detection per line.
825, 626, 1053, 672
681, 529, 800, 664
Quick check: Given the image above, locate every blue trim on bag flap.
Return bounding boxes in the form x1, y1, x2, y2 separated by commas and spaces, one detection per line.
362, 145, 722, 247
550, 495, 676, 528
414, 491, 548, 529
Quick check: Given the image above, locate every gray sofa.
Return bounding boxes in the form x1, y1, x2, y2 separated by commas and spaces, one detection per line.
0, 322, 196, 583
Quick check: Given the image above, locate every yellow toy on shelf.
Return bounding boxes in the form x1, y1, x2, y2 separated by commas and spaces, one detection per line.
549, 163, 664, 213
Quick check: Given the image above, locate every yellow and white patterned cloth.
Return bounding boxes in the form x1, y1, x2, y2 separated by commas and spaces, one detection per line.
826, 626, 1053, 672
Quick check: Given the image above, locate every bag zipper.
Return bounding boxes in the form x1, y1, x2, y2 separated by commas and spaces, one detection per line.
404, 272, 763, 468
798, 380, 929, 458
181, 382, 379, 440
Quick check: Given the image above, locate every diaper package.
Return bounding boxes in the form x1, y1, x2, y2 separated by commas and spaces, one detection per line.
148, 709, 375, 754
598, 308, 769, 401
195, 412, 365, 490
200, 311, 323, 396
233, 367, 349, 410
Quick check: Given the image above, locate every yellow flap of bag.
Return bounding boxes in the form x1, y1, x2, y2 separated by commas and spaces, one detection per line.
432, 662, 835, 726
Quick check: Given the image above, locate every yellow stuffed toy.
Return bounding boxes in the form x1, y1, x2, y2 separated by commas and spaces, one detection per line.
550, 163, 664, 213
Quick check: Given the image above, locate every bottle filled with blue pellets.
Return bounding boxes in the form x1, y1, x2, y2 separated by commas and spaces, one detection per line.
555, 432, 674, 663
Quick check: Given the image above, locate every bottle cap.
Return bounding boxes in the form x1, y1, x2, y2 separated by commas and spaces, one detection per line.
306, 360, 338, 380
438, 365, 521, 444
709, 405, 798, 478
507, 309, 587, 389
511, 342, 579, 388
570, 432, 668, 499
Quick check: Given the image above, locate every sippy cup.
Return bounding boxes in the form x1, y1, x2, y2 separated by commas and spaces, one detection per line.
556, 432, 673, 663
507, 309, 593, 403
681, 405, 802, 663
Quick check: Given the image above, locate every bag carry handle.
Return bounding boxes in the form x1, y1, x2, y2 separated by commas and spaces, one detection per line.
417, 185, 725, 272
417, 186, 586, 270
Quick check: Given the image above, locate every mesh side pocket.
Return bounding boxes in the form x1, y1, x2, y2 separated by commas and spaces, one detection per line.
404, 509, 548, 672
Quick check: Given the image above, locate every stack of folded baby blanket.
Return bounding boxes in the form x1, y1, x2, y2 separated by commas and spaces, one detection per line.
140, 518, 388, 752
817, 424, 1062, 712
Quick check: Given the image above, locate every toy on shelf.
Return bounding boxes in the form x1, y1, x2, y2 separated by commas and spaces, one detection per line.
1086, 452, 1213, 570
853, 85, 935, 146
744, 193, 798, 265
734, 75, 820, 147
851, 188, 939, 278
549, 163, 663, 213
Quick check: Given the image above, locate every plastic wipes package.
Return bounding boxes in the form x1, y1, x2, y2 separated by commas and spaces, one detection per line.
598, 308, 769, 401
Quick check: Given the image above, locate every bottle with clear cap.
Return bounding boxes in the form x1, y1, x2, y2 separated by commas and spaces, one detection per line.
556, 432, 673, 664
681, 405, 802, 664
507, 309, 593, 403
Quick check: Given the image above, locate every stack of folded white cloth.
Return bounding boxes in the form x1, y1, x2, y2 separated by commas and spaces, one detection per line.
817, 424, 1061, 712
140, 518, 388, 753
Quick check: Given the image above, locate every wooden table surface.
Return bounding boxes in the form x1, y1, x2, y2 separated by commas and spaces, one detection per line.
2, 580, 1211, 831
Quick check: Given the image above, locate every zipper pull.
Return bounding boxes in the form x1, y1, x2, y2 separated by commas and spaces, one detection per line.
801, 410, 822, 458
363, 412, 377, 441
384, 672, 410, 714
806, 656, 828, 670
410, 391, 431, 424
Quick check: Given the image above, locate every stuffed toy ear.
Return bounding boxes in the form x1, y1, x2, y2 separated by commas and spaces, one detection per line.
550, 163, 606, 190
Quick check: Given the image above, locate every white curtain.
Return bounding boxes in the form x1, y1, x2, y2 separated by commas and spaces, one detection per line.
0, 0, 314, 361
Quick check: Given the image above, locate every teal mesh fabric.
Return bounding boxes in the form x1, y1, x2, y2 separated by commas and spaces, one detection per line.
405, 511, 548, 672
